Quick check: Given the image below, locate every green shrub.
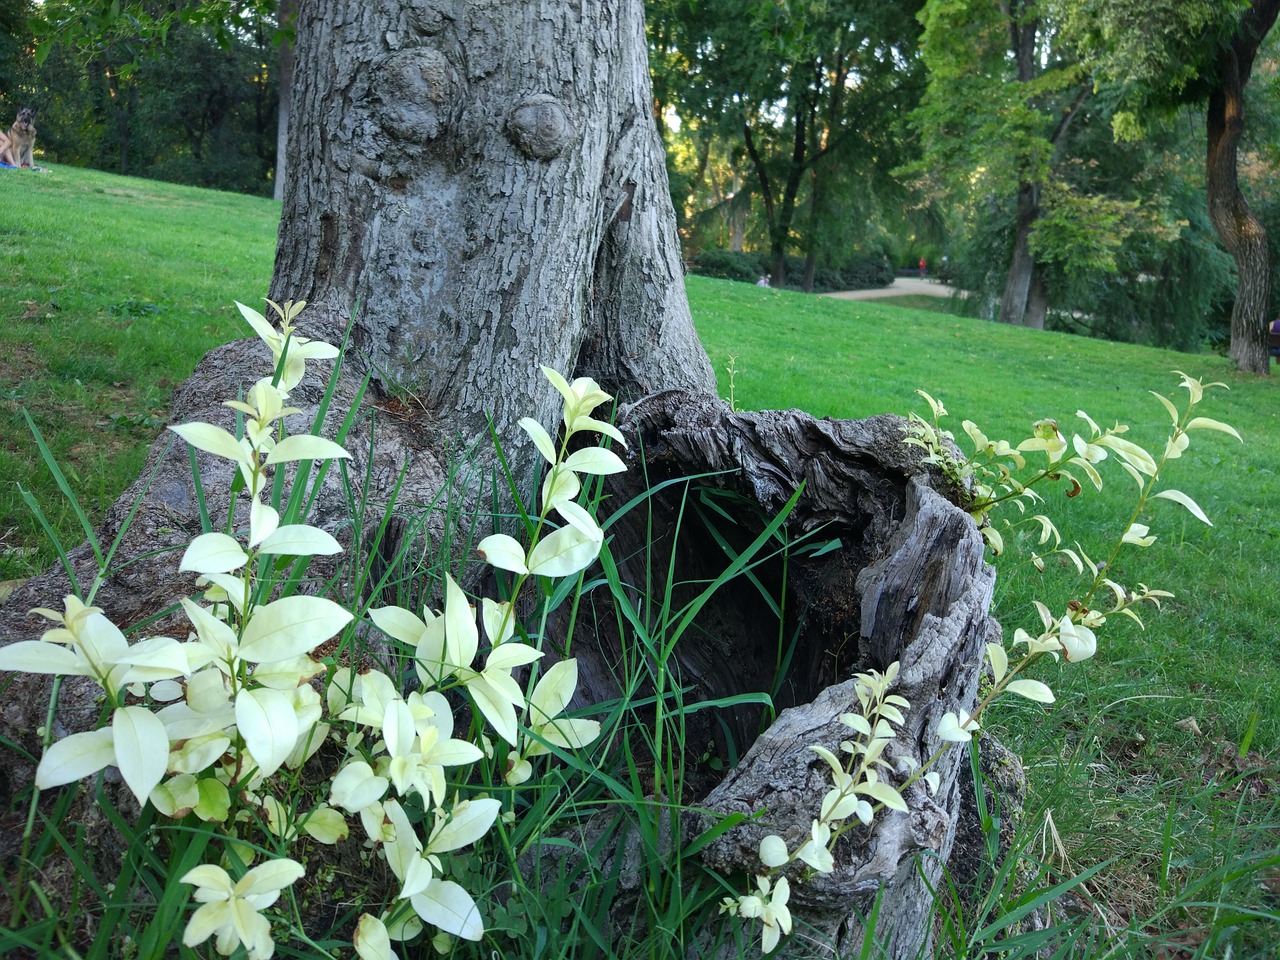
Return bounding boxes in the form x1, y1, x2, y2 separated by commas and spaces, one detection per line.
689, 249, 769, 283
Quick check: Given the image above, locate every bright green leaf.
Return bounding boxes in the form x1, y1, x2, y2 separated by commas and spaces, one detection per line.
258, 525, 343, 557
35, 728, 116, 790
526, 524, 601, 578
759, 834, 789, 868
518, 417, 558, 465
169, 422, 251, 466
410, 879, 484, 941
112, 706, 170, 806
1185, 417, 1241, 442
1005, 678, 1055, 703
303, 805, 350, 844
1152, 489, 1212, 526
0, 641, 90, 677
368, 605, 428, 647
235, 687, 299, 778
985, 643, 1008, 684
428, 798, 501, 854
265, 434, 351, 464
563, 447, 626, 476
476, 534, 529, 575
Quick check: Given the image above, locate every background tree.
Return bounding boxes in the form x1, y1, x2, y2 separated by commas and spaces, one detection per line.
1058, 0, 1280, 373
0, 0, 32, 111
651, 0, 924, 288
913, 0, 1091, 328
25, 0, 282, 193
271, 0, 294, 200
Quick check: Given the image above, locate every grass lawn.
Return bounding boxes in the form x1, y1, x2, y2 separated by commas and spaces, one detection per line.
1, 167, 1277, 953
0, 165, 276, 584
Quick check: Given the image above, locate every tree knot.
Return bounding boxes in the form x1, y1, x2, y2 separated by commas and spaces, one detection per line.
506, 94, 575, 159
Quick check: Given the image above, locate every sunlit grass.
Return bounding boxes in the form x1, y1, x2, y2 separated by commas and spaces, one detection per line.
691, 274, 1280, 953
0, 166, 277, 580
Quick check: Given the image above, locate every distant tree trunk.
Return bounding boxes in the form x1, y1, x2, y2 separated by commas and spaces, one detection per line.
994, 6, 1084, 329
1026, 269, 1048, 329
999, 182, 1042, 327
996, 3, 1042, 328
1206, 0, 1280, 376
802, 166, 822, 293
271, 0, 295, 202
743, 71, 812, 289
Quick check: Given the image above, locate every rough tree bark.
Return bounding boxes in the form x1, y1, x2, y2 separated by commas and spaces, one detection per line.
0, 2, 1002, 956
614, 394, 993, 957
1206, 0, 1280, 377
602, 393, 999, 957
999, 181, 1045, 329
271, 0, 715, 447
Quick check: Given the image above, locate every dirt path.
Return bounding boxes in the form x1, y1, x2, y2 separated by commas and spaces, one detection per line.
824, 277, 954, 300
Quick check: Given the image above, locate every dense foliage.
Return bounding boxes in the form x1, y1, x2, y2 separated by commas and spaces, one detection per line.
688, 249, 893, 293
6, 6, 280, 195
9, 1, 1279, 357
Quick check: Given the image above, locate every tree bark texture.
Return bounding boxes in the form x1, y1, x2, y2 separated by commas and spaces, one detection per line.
271, 0, 715, 452
1206, 0, 1280, 376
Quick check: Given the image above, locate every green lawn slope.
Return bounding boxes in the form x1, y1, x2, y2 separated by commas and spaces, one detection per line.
2, 167, 1276, 952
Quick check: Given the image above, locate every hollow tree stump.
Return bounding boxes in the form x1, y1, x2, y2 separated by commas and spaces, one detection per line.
579, 391, 1000, 958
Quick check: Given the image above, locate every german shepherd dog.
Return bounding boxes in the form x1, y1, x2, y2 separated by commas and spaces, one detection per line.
9, 107, 36, 168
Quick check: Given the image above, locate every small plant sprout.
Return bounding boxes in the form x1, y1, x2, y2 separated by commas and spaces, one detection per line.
917, 371, 1238, 749
720, 875, 792, 954
721, 665, 911, 953
179, 858, 305, 960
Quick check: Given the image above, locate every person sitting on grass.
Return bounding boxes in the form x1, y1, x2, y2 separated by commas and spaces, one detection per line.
0, 130, 16, 167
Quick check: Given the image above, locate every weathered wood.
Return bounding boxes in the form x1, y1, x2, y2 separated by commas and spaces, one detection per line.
569, 392, 998, 958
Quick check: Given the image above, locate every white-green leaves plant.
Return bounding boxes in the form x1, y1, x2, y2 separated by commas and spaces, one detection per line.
9, 301, 613, 957
180, 858, 305, 960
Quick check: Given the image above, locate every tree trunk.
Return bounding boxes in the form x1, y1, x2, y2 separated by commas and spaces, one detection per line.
1025, 267, 1047, 330
999, 182, 1040, 326
272, 0, 714, 447
271, 0, 295, 202
1206, 0, 1280, 376
598, 393, 999, 957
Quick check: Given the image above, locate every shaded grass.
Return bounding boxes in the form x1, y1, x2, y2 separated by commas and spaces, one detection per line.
690, 274, 1280, 741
